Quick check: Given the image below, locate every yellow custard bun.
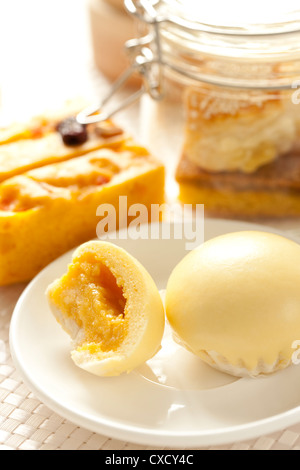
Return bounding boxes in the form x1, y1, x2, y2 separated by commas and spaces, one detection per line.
165, 231, 300, 378
0, 145, 165, 285
47, 241, 165, 376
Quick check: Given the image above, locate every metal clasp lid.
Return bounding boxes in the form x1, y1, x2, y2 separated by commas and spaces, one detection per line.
77, 0, 298, 125
77, 0, 165, 126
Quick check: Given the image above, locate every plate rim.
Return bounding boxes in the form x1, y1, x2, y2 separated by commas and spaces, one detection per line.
9, 218, 300, 447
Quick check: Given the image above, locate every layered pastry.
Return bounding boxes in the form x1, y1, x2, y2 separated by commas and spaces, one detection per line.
166, 231, 300, 378
0, 144, 165, 285
176, 87, 300, 217
47, 240, 165, 376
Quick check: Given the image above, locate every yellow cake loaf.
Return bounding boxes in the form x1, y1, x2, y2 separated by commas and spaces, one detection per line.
0, 111, 128, 183
0, 99, 89, 146
0, 144, 164, 285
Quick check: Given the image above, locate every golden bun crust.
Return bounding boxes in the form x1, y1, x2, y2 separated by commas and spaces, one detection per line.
166, 231, 300, 377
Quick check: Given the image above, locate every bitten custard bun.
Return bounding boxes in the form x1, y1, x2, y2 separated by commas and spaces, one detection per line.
165, 231, 300, 378
47, 241, 165, 376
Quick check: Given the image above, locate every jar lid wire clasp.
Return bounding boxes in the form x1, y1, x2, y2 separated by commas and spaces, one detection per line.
77, 0, 300, 125
76, 64, 145, 126
77, 0, 165, 126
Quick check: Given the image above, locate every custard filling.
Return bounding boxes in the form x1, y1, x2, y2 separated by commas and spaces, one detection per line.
52, 260, 127, 353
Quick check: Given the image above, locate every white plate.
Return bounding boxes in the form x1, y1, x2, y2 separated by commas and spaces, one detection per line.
9, 219, 300, 448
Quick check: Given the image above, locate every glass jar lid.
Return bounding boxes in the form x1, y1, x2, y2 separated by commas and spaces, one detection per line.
77, 0, 300, 126
152, 0, 300, 61
159, 0, 300, 35
124, 0, 300, 90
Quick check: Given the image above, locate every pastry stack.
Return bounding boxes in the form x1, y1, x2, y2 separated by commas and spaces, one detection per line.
176, 87, 300, 218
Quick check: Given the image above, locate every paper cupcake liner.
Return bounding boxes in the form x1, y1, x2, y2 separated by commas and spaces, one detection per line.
198, 349, 291, 378
170, 326, 291, 378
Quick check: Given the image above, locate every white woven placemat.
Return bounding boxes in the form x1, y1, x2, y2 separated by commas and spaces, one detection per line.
2, 285, 300, 450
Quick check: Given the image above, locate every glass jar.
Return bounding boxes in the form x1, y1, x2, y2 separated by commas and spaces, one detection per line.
125, 0, 300, 219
